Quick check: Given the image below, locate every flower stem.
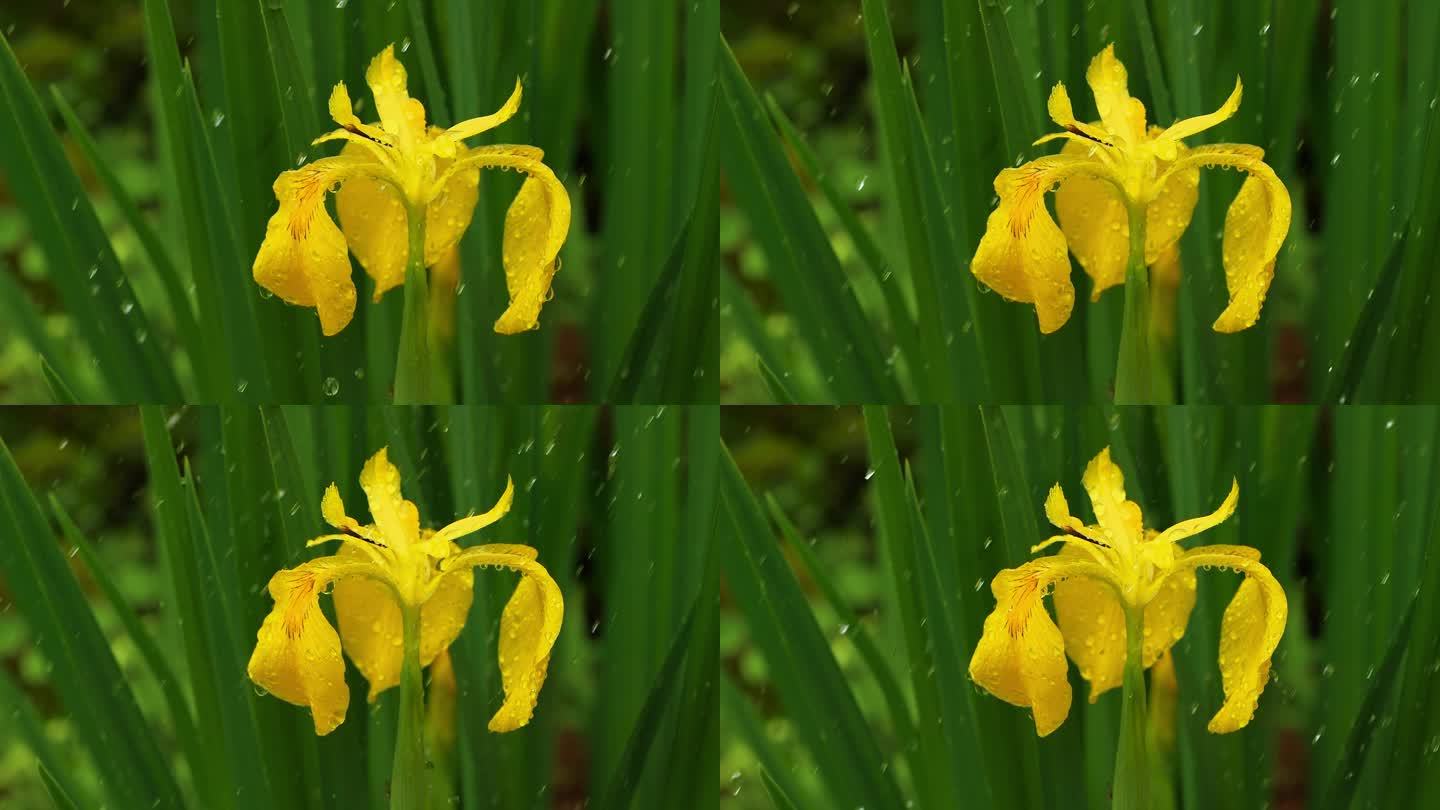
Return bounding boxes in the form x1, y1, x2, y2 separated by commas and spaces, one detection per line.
393, 205, 449, 403
1112, 604, 1150, 810
1114, 203, 1153, 403
390, 604, 428, 810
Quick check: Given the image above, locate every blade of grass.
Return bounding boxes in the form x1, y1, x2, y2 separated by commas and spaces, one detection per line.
719, 40, 901, 402
0, 670, 89, 806
0, 269, 84, 400
0, 437, 185, 808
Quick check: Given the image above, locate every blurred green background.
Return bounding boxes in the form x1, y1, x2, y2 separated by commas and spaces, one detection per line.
720, 0, 1440, 403
0, 0, 717, 403
0, 405, 717, 809
721, 405, 1440, 809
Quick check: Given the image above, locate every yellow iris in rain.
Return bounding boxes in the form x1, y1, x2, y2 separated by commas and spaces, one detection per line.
252, 44, 570, 336
967, 447, 1286, 737
971, 44, 1291, 334
246, 447, 563, 735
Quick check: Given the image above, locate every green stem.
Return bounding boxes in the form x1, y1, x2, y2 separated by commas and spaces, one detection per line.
393, 205, 433, 403
1114, 203, 1152, 403
390, 605, 428, 810
1112, 604, 1150, 810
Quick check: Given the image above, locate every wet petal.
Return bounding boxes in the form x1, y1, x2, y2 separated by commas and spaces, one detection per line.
968, 561, 1074, 736
1085, 44, 1146, 143
1165, 145, 1291, 332
365, 44, 426, 148
443, 79, 524, 142
335, 142, 409, 300
1045, 83, 1113, 144
247, 558, 369, 734
253, 160, 364, 335
418, 478, 515, 557
423, 153, 481, 266
1054, 138, 1128, 300
1157, 78, 1243, 146
359, 447, 420, 548
1177, 547, 1287, 732
1051, 545, 1126, 701
1081, 447, 1143, 547
1143, 564, 1197, 666
332, 543, 404, 701
444, 545, 564, 731
1153, 479, 1238, 546
419, 551, 475, 665
1144, 142, 1200, 263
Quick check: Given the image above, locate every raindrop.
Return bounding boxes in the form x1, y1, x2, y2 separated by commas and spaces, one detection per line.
323, 376, 340, 397
236, 379, 249, 394
212, 109, 226, 128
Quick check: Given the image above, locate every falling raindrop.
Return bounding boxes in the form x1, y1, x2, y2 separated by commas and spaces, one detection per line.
323, 376, 340, 397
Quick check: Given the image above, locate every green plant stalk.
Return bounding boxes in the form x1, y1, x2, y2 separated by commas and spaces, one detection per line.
1112, 604, 1150, 810
394, 205, 439, 403
391, 604, 428, 810
1114, 203, 1153, 403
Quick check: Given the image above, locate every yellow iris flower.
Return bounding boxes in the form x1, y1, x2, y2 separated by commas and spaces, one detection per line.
967, 447, 1286, 737
252, 44, 570, 336
971, 44, 1291, 334
246, 447, 563, 735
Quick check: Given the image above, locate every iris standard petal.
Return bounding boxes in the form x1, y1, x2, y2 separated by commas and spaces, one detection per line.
1081, 448, 1143, 547
1156, 78, 1243, 147
968, 564, 1074, 736
365, 44, 426, 148
1045, 83, 1113, 144
443, 79, 524, 142
1052, 545, 1127, 700
1085, 44, 1146, 143
247, 562, 360, 734
359, 447, 420, 547
443, 546, 564, 732
1152, 479, 1239, 546
418, 477, 515, 556
1054, 138, 1128, 299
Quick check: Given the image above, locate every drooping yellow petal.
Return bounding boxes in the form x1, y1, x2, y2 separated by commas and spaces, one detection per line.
972, 156, 1105, 333
1163, 145, 1291, 332
365, 44, 426, 149
1156, 78, 1243, 149
331, 543, 405, 701
968, 561, 1074, 736
1141, 564, 1197, 666
443, 545, 564, 732
1051, 545, 1127, 700
423, 150, 481, 266
1085, 44, 1146, 144
1081, 448, 1143, 547
419, 558, 476, 665
247, 559, 372, 734
1054, 138, 1128, 299
1144, 140, 1200, 263
450, 147, 570, 334
1152, 479, 1238, 546
253, 159, 365, 335
334, 147, 409, 299
1177, 547, 1287, 732
359, 447, 420, 547
416, 478, 515, 557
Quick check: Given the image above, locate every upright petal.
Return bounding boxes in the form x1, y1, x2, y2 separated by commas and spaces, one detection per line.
1085, 45, 1146, 143
443, 545, 564, 732
1081, 448, 1143, 547
1152, 479, 1238, 546
247, 558, 374, 734
968, 562, 1074, 735
1054, 138, 1128, 299
365, 45, 426, 149
1155, 78, 1243, 149
1176, 548, 1287, 732
359, 448, 420, 547
1051, 545, 1127, 700
324, 82, 393, 149
253, 160, 365, 335
1163, 145, 1291, 332
417, 478, 515, 556
442, 79, 524, 142
335, 143, 410, 299
1045, 83, 1113, 144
